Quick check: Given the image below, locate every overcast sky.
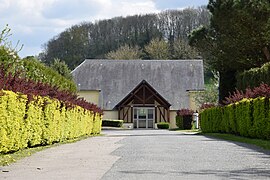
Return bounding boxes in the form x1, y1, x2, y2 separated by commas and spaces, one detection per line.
1, 0, 208, 57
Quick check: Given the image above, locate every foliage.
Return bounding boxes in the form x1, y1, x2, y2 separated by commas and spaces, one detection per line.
102, 119, 124, 127
157, 122, 170, 129
237, 62, 270, 90
172, 39, 199, 59
0, 46, 19, 73
0, 25, 22, 73
194, 77, 219, 107
106, 44, 142, 60
175, 116, 184, 129
144, 38, 169, 59
50, 58, 73, 80
200, 97, 270, 140
21, 57, 77, 93
0, 90, 102, 154
0, 65, 102, 114
189, 0, 270, 102
224, 83, 270, 105
40, 8, 210, 68
176, 109, 194, 130
200, 103, 216, 110
0, 24, 23, 55
177, 108, 194, 116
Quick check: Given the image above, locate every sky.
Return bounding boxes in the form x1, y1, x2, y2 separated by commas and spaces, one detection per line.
1, 0, 208, 58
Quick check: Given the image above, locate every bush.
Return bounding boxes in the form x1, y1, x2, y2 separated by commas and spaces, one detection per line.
21, 57, 77, 92
157, 122, 170, 129
102, 119, 123, 127
177, 108, 194, 116
176, 109, 194, 130
0, 90, 102, 154
176, 116, 184, 129
224, 83, 270, 105
237, 62, 270, 90
0, 65, 102, 114
182, 115, 193, 129
200, 97, 270, 140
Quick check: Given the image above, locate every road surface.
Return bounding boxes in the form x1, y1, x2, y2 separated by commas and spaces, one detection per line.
1, 130, 270, 180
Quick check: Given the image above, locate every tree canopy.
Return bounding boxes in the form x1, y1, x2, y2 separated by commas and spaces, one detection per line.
106, 44, 142, 60
40, 7, 210, 69
189, 0, 270, 102
50, 58, 73, 80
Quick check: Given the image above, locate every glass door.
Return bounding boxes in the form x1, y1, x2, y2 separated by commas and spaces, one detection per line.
133, 107, 154, 128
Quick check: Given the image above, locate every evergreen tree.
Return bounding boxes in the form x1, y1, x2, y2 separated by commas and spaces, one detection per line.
189, 0, 270, 102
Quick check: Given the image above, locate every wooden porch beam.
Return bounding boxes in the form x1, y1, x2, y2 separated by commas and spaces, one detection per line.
123, 106, 131, 121
158, 106, 166, 122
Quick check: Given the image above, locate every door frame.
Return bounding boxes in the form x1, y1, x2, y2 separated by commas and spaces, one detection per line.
133, 107, 155, 129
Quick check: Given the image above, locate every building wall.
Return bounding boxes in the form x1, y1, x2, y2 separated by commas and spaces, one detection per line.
169, 110, 178, 129
78, 90, 100, 106
103, 110, 118, 120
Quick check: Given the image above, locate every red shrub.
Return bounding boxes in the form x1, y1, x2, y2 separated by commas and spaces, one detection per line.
0, 65, 103, 114
200, 103, 216, 110
177, 108, 194, 116
224, 83, 270, 105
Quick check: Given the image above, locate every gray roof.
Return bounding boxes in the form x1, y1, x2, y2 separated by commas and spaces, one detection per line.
72, 59, 204, 110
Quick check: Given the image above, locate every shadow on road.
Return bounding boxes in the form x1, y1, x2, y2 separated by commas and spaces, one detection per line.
177, 167, 270, 179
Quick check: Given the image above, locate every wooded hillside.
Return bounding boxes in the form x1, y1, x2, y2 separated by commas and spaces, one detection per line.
40, 7, 210, 69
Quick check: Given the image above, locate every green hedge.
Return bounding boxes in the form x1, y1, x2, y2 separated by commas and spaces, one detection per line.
176, 116, 184, 129
176, 115, 193, 130
102, 119, 123, 127
21, 57, 77, 92
200, 98, 270, 140
0, 90, 102, 154
157, 122, 170, 129
237, 62, 270, 90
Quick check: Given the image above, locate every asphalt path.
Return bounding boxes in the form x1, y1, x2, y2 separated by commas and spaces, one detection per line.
1, 129, 270, 180
102, 130, 270, 180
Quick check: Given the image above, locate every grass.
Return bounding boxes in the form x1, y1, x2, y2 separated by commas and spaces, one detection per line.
204, 133, 270, 151
0, 134, 101, 166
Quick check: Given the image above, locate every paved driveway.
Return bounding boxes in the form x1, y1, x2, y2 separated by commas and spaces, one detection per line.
1, 130, 270, 180
102, 130, 270, 180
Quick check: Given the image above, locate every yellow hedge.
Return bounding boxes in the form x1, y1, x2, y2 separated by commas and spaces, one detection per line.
200, 97, 270, 140
0, 90, 102, 154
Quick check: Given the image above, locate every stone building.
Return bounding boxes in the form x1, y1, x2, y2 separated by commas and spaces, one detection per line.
72, 59, 204, 128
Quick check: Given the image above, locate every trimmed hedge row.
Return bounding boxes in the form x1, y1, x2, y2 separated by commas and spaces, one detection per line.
22, 57, 77, 92
237, 62, 270, 90
102, 119, 123, 127
157, 122, 170, 129
0, 90, 102, 154
200, 97, 270, 140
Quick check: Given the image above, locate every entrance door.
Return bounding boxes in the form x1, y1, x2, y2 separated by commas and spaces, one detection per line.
133, 107, 155, 128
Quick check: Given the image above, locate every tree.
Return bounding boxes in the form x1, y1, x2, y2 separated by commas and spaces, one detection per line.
0, 25, 22, 72
50, 58, 73, 80
144, 38, 169, 59
40, 7, 210, 68
42, 23, 92, 69
194, 73, 219, 106
172, 39, 199, 59
106, 44, 142, 60
189, 0, 270, 102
